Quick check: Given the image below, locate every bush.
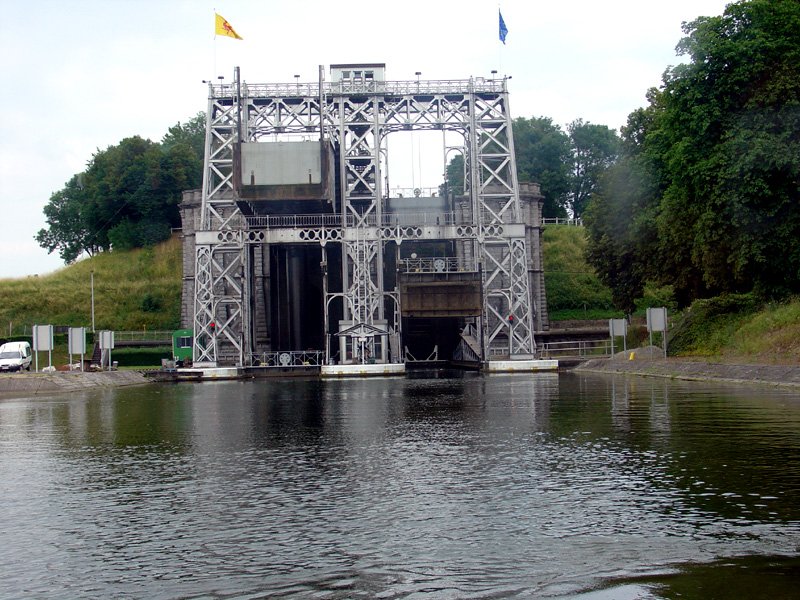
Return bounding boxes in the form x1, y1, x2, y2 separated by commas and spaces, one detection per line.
668, 294, 762, 356
112, 346, 171, 367
140, 294, 163, 312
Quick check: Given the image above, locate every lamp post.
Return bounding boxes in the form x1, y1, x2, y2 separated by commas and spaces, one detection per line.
91, 270, 95, 333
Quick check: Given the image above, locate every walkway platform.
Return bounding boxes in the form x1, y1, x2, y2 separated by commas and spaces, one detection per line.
321, 363, 406, 378
484, 359, 559, 373
160, 360, 556, 381
176, 367, 239, 380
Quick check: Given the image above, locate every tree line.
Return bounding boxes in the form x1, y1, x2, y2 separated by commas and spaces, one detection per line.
36, 113, 205, 263
584, 0, 800, 312
445, 117, 620, 220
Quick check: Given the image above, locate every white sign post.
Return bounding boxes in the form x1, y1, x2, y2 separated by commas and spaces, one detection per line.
608, 318, 628, 355
99, 330, 115, 371
68, 327, 87, 371
32, 324, 54, 372
646, 307, 669, 358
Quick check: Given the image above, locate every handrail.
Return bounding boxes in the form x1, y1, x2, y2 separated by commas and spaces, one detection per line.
249, 350, 324, 367
542, 218, 583, 227
399, 257, 476, 273
538, 339, 611, 359
113, 331, 173, 342
225, 78, 507, 99
245, 212, 458, 229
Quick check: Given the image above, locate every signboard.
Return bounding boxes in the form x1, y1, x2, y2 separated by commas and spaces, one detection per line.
609, 319, 627, 337
646, 307, 668, 332
609, 318, 628, 353
97, 330, 115, 371
32, 324, 54, 371
646, 307, 669, 358
68, 327, 86, 355
67, 327, 87, 371
99, 330, 115, 350
32, 324, 53, 351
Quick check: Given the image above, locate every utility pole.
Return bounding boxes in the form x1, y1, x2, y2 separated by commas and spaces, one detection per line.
91, 271, 95, 333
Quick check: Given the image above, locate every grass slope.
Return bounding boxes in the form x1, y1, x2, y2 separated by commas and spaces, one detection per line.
0, 236, 182, 335
542, 225, 616, 320
669, 295, 800, 363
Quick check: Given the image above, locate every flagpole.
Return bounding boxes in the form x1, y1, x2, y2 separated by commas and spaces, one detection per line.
498, 5, 508, 75
498, 4, 502, 73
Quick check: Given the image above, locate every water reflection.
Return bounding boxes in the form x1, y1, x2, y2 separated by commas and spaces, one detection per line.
0, 373, 798, 599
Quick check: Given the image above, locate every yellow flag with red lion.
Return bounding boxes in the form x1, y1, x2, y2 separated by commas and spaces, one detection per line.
215, 13, 243, 40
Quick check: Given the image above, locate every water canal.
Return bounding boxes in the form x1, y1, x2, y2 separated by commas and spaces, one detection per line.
1, 372, 799, 598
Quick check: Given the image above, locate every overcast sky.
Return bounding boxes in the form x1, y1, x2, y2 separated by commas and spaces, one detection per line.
0, 0, 730, 279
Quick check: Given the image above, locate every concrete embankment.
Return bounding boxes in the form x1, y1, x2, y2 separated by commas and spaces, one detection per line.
576, 353, 800, 388
0, 370, 150, 397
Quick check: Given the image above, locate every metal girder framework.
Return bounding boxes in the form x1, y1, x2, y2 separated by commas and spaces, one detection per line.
332, 91, 388, 363
343, 239, 382, 328
470, 91, 536, 356
192, 70, 536, 366
192, 77, 249, 366
241, 83, 323, 139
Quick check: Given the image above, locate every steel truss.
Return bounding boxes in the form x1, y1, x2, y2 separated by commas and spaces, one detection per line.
192, 73, 249, 367
192, 70, 536, 366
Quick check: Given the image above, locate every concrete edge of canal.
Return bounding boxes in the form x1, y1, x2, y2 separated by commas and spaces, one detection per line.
5, 354, 800, 397
0, 370, 150, 397
576, 354, 800, 388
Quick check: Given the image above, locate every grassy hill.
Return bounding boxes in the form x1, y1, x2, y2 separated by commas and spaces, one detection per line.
0, 236, 182, 336
668, 294, 800, 363
542, 225, 616, 320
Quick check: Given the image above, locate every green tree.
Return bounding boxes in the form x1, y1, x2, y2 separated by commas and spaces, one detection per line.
512, 116, 571, 218
584, 108, 661, 313
567, 119, 620, 219
35, 174, 99, 263
657, 0, 800, 301
36, 114, 206, 262
441, 153, 465, 197
161, 112, 206, 159
586, 0, 800, 307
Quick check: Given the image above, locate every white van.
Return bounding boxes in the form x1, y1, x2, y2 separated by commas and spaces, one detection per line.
0, 341, 33, 372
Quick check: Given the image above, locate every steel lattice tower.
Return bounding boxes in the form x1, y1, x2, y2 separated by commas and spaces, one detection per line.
191, 66, 537, 367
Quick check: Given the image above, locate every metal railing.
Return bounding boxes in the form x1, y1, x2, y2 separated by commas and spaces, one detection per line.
388, 187, 442, 198
538, 340, 611, 359
114, 331, 173, 342
542, 218, 583, 227
385, 212, 456, 226
245, 212, 458, 229
216, 77, 508, 99
399, 257, 476, 273
249, 350, 324, 368
246, 214, 344, 229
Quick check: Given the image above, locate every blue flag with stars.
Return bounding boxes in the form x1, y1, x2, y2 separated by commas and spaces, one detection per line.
499, 10, 508, 44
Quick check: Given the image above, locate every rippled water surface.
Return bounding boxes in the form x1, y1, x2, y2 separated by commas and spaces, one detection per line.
1, 372, 799, 598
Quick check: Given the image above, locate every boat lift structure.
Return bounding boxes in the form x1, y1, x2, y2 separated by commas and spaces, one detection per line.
186, 64, 554, 376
